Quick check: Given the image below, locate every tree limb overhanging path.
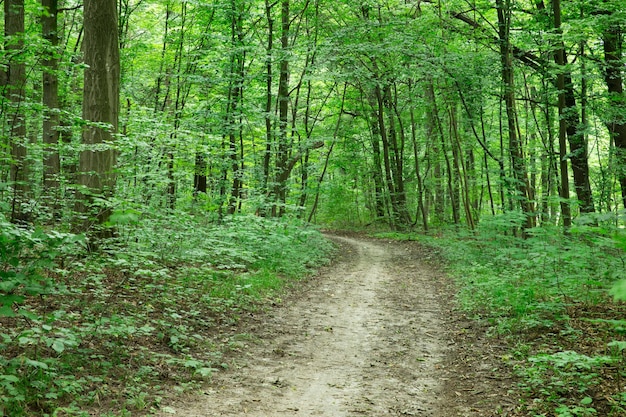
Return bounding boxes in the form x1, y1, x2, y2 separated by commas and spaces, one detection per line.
158, 235, 513, 416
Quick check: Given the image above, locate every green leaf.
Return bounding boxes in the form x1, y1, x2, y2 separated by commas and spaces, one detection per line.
0, 280, 18, 292
195, 367, 214, 377
0, 294, 24, 307
580, 396, 593, 405
24, 359, 49, 369
0, 306, 16, 317
51, 339, 65, 353
608, 340, 626, 352
18, 309, 40, 321
610, 279, 626, 301
0, 374, 19, 383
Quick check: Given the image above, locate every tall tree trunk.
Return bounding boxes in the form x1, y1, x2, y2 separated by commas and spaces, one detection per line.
308, 84, 347, 223
427, 81, 458, 224
385, 84, 411, 226
272, 0, 290, 217
5, 0, 28, 223
536, 0, 594, 213
42, 0, 61, 195
408, 80, 428, 231
424, 81, 446, 223
227, 0, 245, 215
374, 85, 400, 228
496, 0, 535, 232
298, 51, 318, 211
368, 103, 387, 220
450, 103, 475, 229
553, 0, 572, 229
602, 15, 626, 209
261, 0, 274, 215
76, 0, 120, 233
168, 3, 190, 211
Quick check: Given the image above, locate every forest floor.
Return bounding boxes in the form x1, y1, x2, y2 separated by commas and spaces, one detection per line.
156, 233, 518, 416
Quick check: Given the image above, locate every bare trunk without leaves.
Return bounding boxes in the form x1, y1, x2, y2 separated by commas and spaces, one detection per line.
42, 0, 61, 194
496, 0, 535, 233
602, 15, 626, 209
5, 0, 28, 223
76, 0, 120, 234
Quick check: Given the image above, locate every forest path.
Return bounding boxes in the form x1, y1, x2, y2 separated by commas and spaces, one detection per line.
158, 235, 512, 416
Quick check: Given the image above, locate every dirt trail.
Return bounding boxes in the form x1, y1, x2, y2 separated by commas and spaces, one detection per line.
158, 235, 511, 416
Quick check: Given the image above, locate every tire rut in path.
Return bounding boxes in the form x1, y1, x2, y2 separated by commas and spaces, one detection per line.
160, 235, 452, 416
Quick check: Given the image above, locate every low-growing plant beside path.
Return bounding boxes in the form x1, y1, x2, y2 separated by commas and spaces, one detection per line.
377, 213, 626, 417
0, 212, 333, 416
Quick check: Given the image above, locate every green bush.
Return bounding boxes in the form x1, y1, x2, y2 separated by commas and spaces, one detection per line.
0, 211, 334, 416
0, 215, 83, 317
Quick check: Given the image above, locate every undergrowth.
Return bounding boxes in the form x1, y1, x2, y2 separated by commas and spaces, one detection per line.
0, 212, 333, 416
375, 211, 626, 417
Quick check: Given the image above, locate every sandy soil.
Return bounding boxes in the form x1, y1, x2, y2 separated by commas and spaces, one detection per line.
157, 234, 516, 416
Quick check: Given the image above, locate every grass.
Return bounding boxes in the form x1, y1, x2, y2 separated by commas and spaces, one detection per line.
374, 212, 626, 417
0, 212, 334, 416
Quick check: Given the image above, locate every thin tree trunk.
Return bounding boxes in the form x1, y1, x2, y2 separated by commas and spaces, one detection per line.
42, 0, 61, 195
308, 84, 347, 223
553, 0, 572, 229
5, 0, 28, 223
374, 85, 399, 228
386, 84, 411, 226
227, 0, 245, 215
428, 82, 458, 224
369, 105, 387, 219
166, 2, 189, 211
272, 0, 290, 217
261, 0, 274, 215
408, 79, 428, 230
496, 0, 535, 232
450, 104, 475, 229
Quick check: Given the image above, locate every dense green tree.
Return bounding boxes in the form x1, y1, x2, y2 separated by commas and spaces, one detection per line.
0, 0, 624, 231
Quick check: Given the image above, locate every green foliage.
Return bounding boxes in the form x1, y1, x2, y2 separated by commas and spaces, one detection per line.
119, 211, 333, 279
394, 216, 626, 416
518, 351, 611, 416
0, 215, 84, 317
422, 216, 623, 334
0, 211, 333, 415
608, 231, 626, 301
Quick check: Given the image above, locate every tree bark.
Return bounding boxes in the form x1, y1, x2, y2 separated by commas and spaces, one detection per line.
368, 103, 387, 220
374, 85, 399, 228
602, 16, 626, 209
5, 0, 28, 223
553, 0, 572, 229
385, 84, 411, 226
496, 0, 535, 232
42, 0, 61, 193
76, 0, 120, 232
227, 0, 245, 215
272, 0, 290, 217
261, 0, 274, 215
535, 0, 593, 214
426, 83, 445, 224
